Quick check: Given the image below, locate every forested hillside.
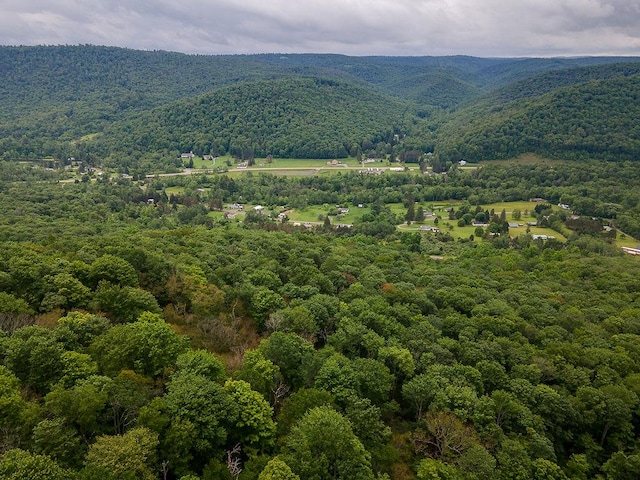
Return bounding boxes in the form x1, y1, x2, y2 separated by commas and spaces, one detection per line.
90, 77, 416, 165
3, 46, 640, 168
436, 69, 640, 162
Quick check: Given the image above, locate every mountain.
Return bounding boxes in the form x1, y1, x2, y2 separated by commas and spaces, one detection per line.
2, 45, 640, 167
88, 76, 416, 169
435, 63, 640, 162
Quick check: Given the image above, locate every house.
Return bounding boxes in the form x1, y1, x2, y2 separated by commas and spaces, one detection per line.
181, 151, 195, 159
360, 168, 382, 175
532, 234, 556, 240
458, 160, 467, 165
203, 155, 214, 160
254, 205, 264, 212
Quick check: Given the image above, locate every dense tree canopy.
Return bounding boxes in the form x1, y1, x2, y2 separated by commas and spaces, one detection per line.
2, 48, 640, 478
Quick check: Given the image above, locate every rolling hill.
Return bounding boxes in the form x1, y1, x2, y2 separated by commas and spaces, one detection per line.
88, 76, 417, 168
435, 64, 640, 162
2, 45, 640, 167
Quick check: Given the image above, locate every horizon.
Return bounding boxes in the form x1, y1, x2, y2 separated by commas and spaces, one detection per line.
2, 43, 639, 60
1, 1, 639, 58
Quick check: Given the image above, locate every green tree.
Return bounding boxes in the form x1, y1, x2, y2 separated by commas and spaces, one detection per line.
285, 406, 374, 480
224, 379, 276, 453
32, 417, 84, 468
0, 365, 40, 451
89, 254, 138, 287
84, 427, 159, 480
44, 377, 110, 441
92, 281, 161, 323
601, 451, 640, 480
405, 196, 416, 224
147, 371, 231, 475
259, 456, 300, 480
236, 349, 281, 402
40, 272, 91, 312
54, 312, 109, 350
175, 349, 226, 383
456, 445, 496, 480
3, 326, 64, 393
90, 313, 188, 377
58, 350, 98, 387
417, 458, 463, 480
276, 388, 335, 436
0, 449, 72, 480
108, 370, 155, 435
258, 332, 317, 389
251, 288, 286, 324
89, 254, 139, 288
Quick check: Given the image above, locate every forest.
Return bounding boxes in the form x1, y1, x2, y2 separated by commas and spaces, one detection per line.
1, 158, 640, 479
2, 46, 640, 480
2, 46, 640, 169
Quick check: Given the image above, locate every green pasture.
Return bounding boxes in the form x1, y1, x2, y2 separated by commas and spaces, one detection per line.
191, 156, 214, 169
479, 201, 547, 216
164, 186, 184, 195
251, 157, 362, 168
286, 203, 374, 224
614, 232, 640, 248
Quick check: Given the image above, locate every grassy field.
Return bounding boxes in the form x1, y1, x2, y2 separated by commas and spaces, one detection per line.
183, 156, 394, 177
614, 233, 640, 248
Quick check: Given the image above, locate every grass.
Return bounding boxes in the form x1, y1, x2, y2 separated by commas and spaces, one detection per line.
614, 233, 640, 248
247, 157, 389, 168
287, 205, 331, 222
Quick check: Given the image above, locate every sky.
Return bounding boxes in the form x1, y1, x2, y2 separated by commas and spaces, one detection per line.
1, 0, 639, 57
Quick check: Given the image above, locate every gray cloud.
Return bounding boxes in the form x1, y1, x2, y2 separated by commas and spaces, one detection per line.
1, 0, 639, 56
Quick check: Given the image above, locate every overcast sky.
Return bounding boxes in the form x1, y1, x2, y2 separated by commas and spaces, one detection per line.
1, 0, 639, 57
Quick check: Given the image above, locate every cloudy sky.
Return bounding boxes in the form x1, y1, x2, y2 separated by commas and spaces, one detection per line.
1, 0, 639, 57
